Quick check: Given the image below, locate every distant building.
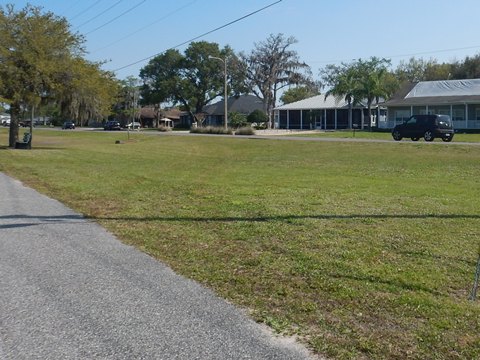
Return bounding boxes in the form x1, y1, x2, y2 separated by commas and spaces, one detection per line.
382, 79, 480, 130
203, 95, 264, 127
274, 95, 383, 130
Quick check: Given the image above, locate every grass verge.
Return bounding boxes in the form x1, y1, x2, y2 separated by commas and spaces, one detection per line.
1, 129, 480, 359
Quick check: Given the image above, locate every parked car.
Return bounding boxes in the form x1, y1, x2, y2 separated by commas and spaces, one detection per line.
104, 120, 121, 131
2, 118, 11, 126
62, 121, 75, 129
126, 122, 141, 129
392, 114, 454, 142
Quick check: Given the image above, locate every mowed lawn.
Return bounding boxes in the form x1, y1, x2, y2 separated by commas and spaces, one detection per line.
1, 129, 480, 359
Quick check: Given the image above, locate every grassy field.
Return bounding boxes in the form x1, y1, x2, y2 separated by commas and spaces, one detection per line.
1, 129, 480, 359
289, 129, 480, 142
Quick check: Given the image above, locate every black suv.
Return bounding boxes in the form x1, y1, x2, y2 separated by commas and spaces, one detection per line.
392, 114, 454, 142
104, 120, 121, 131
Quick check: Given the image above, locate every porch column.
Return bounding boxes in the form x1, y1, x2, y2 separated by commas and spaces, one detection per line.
324, 109, 327, 130
300, 110, 303, 130
287, 110, 290, 129
466, 103, 469, 129
410, 106, 413, 116
334, 109, 337, 129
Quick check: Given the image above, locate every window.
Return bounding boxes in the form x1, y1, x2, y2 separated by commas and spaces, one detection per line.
394, 110, 410, 124
452, 108, 465, 121
476, 109, 480, 120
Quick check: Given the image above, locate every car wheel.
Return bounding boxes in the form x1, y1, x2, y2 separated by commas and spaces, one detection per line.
392, 130, 402, 141
442, 136, 453, 142
424, 130, 434, 142
411, 137, 419, 141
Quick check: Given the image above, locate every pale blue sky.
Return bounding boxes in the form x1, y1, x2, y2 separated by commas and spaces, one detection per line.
4, 0, 480, 81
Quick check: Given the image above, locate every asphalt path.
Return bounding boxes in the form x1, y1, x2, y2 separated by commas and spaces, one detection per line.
0, 173, 314, 360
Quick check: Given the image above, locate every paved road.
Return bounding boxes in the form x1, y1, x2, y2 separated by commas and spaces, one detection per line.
0, 173, 314, 360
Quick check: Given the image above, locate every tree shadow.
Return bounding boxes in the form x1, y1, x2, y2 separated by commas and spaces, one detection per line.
83, 213, 480, 223
327, 271, 442, 296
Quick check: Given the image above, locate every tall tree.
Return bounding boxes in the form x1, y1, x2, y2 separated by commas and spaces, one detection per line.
322, 64, 361, 129
322, 57, 397, 129
241, 33, 313, 128
0, 4, 84, 146
280, 84, 320, 105
140, 42, 242, 126
355, 57, 394, 128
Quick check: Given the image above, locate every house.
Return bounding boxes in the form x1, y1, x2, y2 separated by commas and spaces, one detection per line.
202, 95, 264, 127
274, 95, 385, 130
139, 106, 183, 128
382, 79, 480, 130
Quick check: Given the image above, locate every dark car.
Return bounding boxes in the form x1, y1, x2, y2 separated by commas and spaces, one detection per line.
392, 114, 454, 142
104, 120, 121, 131
62, 121, 75, 130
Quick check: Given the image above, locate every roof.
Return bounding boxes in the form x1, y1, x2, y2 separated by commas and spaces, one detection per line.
203, 95, 264, 115
383, 79, 480, 106
274, 94, 369, 111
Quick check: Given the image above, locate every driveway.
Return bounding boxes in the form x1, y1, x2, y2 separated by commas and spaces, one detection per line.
0, 173, 315, 359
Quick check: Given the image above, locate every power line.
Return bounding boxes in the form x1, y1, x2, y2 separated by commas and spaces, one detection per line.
114, 0, 283, 72
84, 0, 147, 35
75, 0, 124, 29
90, 0, 197, 54
70, 0, 104, 21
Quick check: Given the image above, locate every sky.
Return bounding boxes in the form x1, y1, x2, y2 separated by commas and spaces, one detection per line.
4, 0, 480, 82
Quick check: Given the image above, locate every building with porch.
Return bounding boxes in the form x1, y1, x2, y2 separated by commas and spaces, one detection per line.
382, 79, 480, 130
274, 94, 384, 130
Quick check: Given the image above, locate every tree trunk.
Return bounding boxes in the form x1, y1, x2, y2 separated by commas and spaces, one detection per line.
8, 102, 21, 148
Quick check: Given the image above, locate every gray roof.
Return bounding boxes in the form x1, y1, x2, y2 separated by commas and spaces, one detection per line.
203, 95, 264, 115
274, 94, 369, 110
383, 79, 480, 106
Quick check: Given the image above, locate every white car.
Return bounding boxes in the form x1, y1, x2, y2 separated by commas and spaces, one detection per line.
126, 122, 141, 129
1, 116, 11, 126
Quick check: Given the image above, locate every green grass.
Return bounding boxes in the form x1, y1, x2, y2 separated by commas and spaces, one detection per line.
1, 128, 480, 359
291, 129, 480, 142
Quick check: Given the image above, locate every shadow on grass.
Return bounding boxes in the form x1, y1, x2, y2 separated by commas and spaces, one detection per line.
84, 213, 480, 222
327, 271, 443, 296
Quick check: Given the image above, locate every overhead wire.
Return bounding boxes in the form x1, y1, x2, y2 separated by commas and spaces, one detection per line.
84, 0, 147, 35
75, 0, 124, 29
90, 0, 197, 54
113, 0, 283, 72
70, 0, 104, 21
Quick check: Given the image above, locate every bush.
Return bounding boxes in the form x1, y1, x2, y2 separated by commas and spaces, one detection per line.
235, 127, 255, 136
247, 109, 268, 123
190, 126, 233, 135
158, 125, 172, 132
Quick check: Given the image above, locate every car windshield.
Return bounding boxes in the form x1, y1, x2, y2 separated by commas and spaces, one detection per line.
438, 117, 452, 128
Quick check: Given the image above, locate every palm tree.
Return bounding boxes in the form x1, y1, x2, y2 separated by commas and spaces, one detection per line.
324, 67, 360, 129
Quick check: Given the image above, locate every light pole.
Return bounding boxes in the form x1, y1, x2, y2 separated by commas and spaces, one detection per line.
209, 56, 228, 130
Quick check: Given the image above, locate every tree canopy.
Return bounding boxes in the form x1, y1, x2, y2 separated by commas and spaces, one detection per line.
240, 33, 313, 128
0, 4, 118, 146
139, 41, 244, 125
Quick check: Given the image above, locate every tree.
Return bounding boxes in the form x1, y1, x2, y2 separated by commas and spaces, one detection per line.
0, 4, 117, 145
247, 109, 268, 125
321, 57, 397, 129
228, 111, 248, 129
241, 33, 313, 128
395, 57, 452, 82
140, 41, 243, 126
55, 58, 119, 126
0, 4, 84, 147
355, 57, 395, 128
321, 64, 362, 129
280, 85, 320, 105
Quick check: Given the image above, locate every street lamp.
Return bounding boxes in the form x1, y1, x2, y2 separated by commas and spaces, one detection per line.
209, 56, 228, 130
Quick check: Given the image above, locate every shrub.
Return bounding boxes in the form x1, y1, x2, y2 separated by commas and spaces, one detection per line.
235, 127, 255, 136
190, 126, 233, 135
158, 125, 172, 132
